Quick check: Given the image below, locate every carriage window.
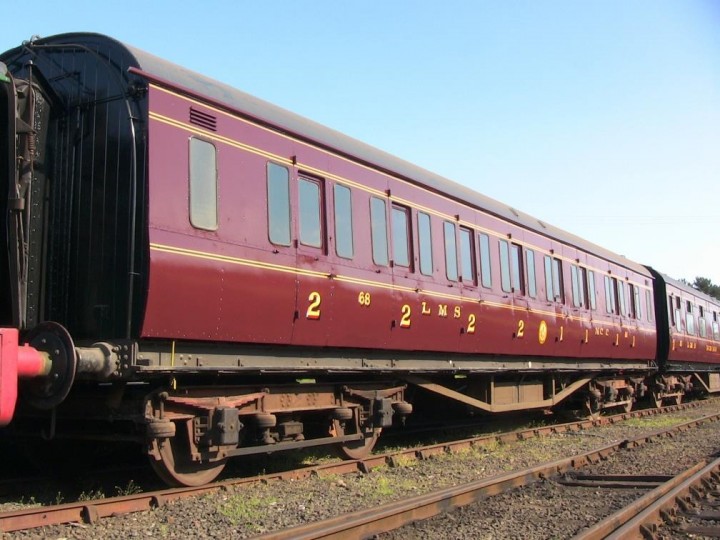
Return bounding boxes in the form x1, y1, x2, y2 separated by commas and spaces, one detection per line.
370, 197, 389, 266
553, 259, 564, 303
571, 266, 579, 307
333, 184, 353, 258
617, 281, 627, 317
418, 212, 433, 276
510, 243, 523, 293
459, 227, 476, 285
189, 138, 218, 231
631, 284, 641, 319
686, 301, 695, 335
588, 270, 597, 310
479, 233, 492, 288
713, 319, 720, 340
699, 306, 707, 338
668, 295, 675, 326
391, 205, 411, 268
674, 297, 682, 331
298, 177, 323, 248
545, 257, 553, 301
526, 249, 536, 298
267, 162, 291, 245
444, 222, 458, 281
627, 284, 637, 319
645, 289, 653, 322
545, 256, 564, 302
571, 265, 583, 308
605, 276, 617, 314
499, 240, 511, 292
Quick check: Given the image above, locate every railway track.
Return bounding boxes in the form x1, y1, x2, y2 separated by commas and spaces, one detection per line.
573, 456, 720, 539
0, 401, 710, 534
250, 410, 720, 539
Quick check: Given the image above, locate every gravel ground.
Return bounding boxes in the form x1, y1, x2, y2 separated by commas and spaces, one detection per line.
384, 417, 720, 539
5, 401, 720, 540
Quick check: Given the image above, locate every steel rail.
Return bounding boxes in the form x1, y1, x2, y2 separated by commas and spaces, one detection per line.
588, 456, 720, 539
249, 412, 720, 540
570, 460, 711, 539
0, 401, 708, 533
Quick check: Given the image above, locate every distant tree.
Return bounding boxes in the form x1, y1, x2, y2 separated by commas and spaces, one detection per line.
693, 277, 720, 301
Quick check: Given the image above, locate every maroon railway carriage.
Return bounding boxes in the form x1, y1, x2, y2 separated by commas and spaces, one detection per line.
648, 269, 720, 400
0, 33, 708, 486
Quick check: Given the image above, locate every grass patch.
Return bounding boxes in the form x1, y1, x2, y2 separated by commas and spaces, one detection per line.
219, 494, 277, 529
474, 438, 501, 454
77, 488, 105, 501
374, 475, 394, 497
115, 480, 142, 497
622, 415, 693, 429
390, 454, 417, 468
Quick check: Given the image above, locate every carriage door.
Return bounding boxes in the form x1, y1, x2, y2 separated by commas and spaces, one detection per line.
293, 174, 332, 345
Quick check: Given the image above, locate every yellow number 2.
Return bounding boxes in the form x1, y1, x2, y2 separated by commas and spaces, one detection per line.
467, 314, 476, 334
306, 291, 321, 320
400, 304, 411, 328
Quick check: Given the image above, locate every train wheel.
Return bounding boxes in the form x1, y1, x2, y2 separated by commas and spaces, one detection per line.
331, 419, 380, 460
149, 423, 227, 487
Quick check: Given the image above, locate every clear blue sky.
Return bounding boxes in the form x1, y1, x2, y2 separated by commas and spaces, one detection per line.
4, 1, 720, 284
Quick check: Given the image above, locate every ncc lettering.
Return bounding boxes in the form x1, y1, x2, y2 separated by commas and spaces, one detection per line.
594, 327, 610, 337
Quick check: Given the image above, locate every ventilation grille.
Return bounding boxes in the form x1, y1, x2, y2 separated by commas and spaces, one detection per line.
189, 108, 217, 131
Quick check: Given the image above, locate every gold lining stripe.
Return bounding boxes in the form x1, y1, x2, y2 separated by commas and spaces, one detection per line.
148, 106, 652, 292
150, 243, 329, 278
149, 242, 654, 332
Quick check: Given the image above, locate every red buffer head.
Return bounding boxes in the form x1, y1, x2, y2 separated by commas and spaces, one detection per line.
0, 329, 51, 426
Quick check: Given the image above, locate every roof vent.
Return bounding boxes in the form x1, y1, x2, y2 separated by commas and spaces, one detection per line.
189, 107, 217, 131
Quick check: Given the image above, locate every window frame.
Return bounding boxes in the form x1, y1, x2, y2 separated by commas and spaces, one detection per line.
267, 161, 291, 246
588, 270, 597, 310
605, 275, 617, 314
418, 211, 433, 276
478, 233, 492, 289
617, 280, 627, 317
297, 176, 324, 249
459, 226, 476, 285
509, 243, 523, 294
699, 308, 707, 338
391, 204, 412, 268
189, 137, 219, 231
444, 221, 459, 282
686, 301, 695, 335
545, 255, 564, 303
525, 249, 537, 298
499, 239, 511, 293
370, 196, 389, 266
333, 183, 354, 259
570, 265, 582, 308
